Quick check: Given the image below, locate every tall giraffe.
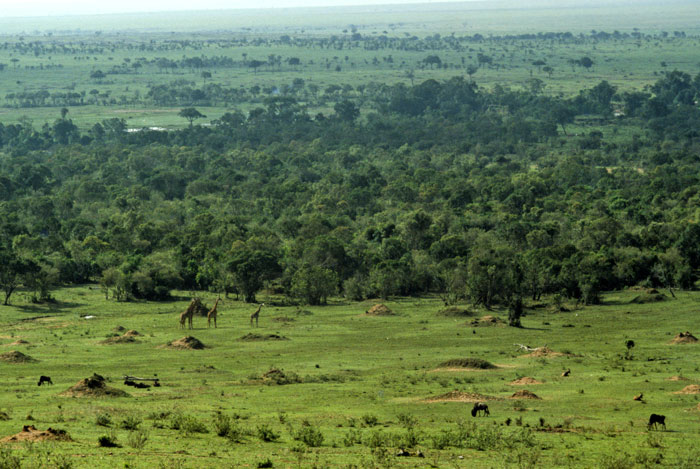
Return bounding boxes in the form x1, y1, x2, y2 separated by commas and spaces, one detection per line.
179, 298, 201, 329
250, 303, 264, 327
207, 297, 222, 328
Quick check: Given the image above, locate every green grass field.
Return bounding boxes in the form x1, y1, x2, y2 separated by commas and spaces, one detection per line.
1, 286, 699, 467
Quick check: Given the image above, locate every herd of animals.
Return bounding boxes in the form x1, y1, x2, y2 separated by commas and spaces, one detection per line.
31, 297, 669, 436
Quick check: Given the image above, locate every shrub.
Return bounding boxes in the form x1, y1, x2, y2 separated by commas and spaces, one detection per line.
127, 429, 149, 450
98, 434, 120, 448
293, 421, 324, 447
120, 415, 141, 430
213, 412, 232, 437
361, 414, 379, 427
170, 413, 208, 435
0, 448, 21, 469
256, 424, 280, 442
95, 413, 112, 427
343, 428, 362, 447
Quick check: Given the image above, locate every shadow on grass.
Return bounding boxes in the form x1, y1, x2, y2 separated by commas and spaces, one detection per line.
14, 300, 86, 315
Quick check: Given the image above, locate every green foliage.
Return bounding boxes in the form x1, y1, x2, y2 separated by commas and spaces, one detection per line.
256, 424, 280, 442
293, 420, 325, 447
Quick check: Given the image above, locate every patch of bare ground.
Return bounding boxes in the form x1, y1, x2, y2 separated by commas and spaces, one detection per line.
670, 331, 698, 344
667, 375, 690, 381
165, 336, 205, 350
510, 390, 541, 399
260, 368, 302, 385
424, 390, 499, 403
239, 333, 288, 341
0, 351, 36, 363
4, 339, 29, 346
123, 330, 140, 337
365, 304, 394, 316
100, 335, 138, 345
469, 315, 505, 327
520, 347, 566, 358
61, 374, 130, 398
1, 425, 72, 443
673, 385, 700, 394
509, 377, 543, 385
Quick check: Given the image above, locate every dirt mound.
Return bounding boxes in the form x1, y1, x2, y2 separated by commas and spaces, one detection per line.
674, 385, 700, 394
437, 307, 474, 317
510, 390, 541, 400
366, 304, 394, 316
470, 315, 505, 327
239, 333, 288, 341
521, 347, 565, 358
438, 358, 496, 369
123, 330, 140, 337
100, 335, 137, 344
261, 368, 302, 385
1, 425, 72, 443
667, 375, 690, 381
61, 374, 130, 398
509, 377, 543, 385
0, 351, 36, 363
425, 390, 496, 403
630, 292, 666, 304
167, 336, 205, 350
5, 340, 29, 346
670, 332, 698, 344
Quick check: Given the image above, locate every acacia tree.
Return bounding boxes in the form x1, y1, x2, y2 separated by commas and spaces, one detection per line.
290, 264, 337, 305
178, 107, 206, 127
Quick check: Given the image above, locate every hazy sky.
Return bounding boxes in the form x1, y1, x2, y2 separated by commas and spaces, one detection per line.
0, 0, 472, 17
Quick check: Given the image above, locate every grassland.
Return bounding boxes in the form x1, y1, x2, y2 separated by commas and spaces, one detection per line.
0, 286, 699, 467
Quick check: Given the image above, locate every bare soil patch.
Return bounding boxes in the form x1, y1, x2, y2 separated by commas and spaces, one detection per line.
0, 351, 36, 363
239, 333, 288, 341
667, 375, 690, 381
123, 330, 140, 337
4, 339, 29, 346
365, 304, 394, 316
1, 425, 72, 443
424, 390, 498, 403
469, 315, 505, 327
261, 368, 302, 385
510, 390, 541, 399
520, 347, 565, 358
100, 335, 138, 344
674, 385, 700, 394
509, 377, 544, 385
166, 336, 205, 350
670, 331, 698, 344
61, 374, 130, 398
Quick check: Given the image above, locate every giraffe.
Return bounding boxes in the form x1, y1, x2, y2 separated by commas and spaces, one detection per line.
250, 303, 264, 327
179, 298, 201, 329
207, 297, 222, 328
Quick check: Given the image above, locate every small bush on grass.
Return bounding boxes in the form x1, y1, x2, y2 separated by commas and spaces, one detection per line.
343, 428, 362, 447
95, 413, 112, 427
293, 420, 324, 447
361, 414, 379, 427
120, 415, 141, 430
256, 424, 280, 442
98, 433, 120, 448
170, 413, 209, 435
127, 429, 149, 450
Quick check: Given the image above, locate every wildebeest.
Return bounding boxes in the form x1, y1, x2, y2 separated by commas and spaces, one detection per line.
37, 375, 53, 386
471, 402, 490, 417
648, 413, 666, 430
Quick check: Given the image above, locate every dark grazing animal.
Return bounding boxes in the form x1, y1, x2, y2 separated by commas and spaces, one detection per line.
648, 413, 666, 430
37, 375, 53, 386
471, 402, 490, 417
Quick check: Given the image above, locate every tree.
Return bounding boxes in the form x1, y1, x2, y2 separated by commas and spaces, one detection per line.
90, 70, 106, 82
227, 241, 281, 303
333, 100, 360, 123
423, 55, 442, 69
290, 265, 337, 305
579, 56, 594, 70
178, 107, 206, 127
0, 249, 25, 305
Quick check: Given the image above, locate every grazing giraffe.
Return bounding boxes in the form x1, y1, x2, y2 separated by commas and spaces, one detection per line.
179, 298, 201, 329
250, 303, 264, 327
207, 297, 222, 328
